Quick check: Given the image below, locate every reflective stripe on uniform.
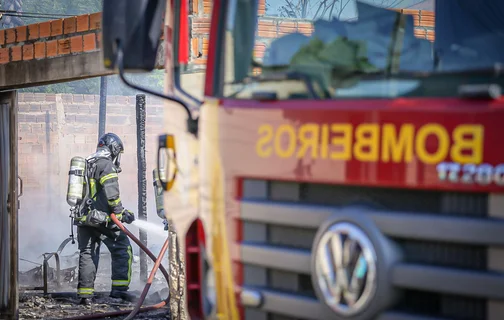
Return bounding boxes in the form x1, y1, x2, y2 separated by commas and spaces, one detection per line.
112, 245, 132, 287
78, 287, 94, 295
100, 173, 118, 185
112, 246, 133, 287
108, 198, 121, 206
89, 178, 97, 199
127, 245, 132, 284
112, 280, 129, 286
106, 213, 122, 222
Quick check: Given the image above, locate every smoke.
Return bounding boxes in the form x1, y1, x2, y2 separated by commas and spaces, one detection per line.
17, 113, 169, 290
18, 154, 74, 267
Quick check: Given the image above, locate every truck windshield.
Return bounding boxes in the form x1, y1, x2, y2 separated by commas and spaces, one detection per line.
222, 0, 504, 99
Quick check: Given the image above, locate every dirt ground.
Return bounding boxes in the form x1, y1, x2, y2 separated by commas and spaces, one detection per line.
19, 251, 171, 320
18, 294, 170, 320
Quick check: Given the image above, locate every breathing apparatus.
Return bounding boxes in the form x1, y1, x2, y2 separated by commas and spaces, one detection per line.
66, 155, 91, 243
66, 156, 87, 207
66, 133, 125, 240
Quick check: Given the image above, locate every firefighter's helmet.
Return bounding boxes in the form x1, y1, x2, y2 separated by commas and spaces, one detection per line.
97, 132, 124, 170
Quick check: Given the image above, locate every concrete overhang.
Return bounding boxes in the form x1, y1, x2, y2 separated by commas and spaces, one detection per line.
0, 44, 165, 91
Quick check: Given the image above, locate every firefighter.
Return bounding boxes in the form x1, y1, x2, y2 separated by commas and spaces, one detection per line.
76, 133, 136, 305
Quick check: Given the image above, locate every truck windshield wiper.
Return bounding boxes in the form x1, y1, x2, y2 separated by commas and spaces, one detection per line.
458, 84, 502, 100
248, 60, 504, 100
254, 59, 504, 77
227, 70, 331, 99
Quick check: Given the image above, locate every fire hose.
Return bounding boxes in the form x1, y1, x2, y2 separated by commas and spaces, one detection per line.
59, 214, 170, 320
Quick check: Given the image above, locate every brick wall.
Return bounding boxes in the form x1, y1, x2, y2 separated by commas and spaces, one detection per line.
0, 11, 165, 66
0, 13, 103, 64
17, 93, 166, 257
396, 9, 435, 41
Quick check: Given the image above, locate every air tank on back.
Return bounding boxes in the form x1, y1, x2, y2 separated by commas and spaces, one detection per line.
67, 156, 87, 206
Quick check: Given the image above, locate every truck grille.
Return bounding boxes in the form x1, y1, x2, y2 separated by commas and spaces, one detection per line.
238, 179, 499, 320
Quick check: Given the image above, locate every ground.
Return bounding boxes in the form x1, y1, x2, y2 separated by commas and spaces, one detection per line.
18, 251, 171, 320
19, 294, 170, 320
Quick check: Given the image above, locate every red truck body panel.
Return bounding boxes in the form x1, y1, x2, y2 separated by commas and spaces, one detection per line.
219, 97, 504, 194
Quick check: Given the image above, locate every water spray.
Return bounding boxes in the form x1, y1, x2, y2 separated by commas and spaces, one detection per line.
130, 220, 167, 238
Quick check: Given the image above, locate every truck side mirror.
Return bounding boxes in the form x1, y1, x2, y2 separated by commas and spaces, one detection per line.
157, 134, 178, 192
102, 0, 166, 72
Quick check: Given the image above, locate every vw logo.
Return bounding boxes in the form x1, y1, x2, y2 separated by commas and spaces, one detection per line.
313, 221, 378, 317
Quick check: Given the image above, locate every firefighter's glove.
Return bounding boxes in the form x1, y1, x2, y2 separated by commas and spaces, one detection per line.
121, 210, 135, 224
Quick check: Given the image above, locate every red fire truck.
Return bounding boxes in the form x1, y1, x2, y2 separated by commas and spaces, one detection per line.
103, 0, 504, 319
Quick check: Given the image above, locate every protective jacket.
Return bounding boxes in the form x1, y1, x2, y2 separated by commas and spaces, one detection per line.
76, 148, 125, 226
87, 148, 124, 215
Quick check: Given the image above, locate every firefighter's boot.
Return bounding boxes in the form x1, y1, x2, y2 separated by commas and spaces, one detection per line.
79, 297, 93, 306
110, 290, 137, 302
